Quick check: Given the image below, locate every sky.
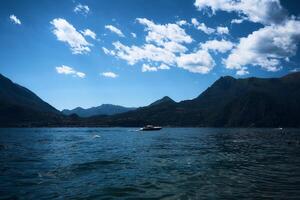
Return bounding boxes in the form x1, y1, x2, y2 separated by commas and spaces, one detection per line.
0, 0, 300, 110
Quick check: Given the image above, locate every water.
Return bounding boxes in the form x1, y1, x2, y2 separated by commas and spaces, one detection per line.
1, 128, 300, 199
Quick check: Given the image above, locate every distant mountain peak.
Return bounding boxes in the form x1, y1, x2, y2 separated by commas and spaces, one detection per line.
161, 96, 174, 101
149, 96, 175, 106
62, 104, 136, 117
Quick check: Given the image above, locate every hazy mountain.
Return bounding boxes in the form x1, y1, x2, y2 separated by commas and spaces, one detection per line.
0, 74, 61, 126
90, 72, 300, 127
62, 104, 136, 117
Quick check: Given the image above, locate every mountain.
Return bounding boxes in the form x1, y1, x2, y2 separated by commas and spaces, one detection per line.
89, 72, 300, 127
1, 72, 300, 127
149, 96, 175, 106
62, 104, 136, 117
0, 74, 62, 126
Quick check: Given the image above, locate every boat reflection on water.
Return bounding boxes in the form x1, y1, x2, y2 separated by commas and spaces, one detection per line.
140, 125, 162, 131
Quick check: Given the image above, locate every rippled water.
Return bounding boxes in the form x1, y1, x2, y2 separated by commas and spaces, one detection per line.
1, 128, 300, 199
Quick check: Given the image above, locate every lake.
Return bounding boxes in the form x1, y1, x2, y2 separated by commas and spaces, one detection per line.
1, 128, 300, 199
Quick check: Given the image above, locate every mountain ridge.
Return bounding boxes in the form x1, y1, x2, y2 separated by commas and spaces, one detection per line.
0, 73, 62, 126
62, 104, 136, 117
88, 72, 300, 127
1, 72, 300, 127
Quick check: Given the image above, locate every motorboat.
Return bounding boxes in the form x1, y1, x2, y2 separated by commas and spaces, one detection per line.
140, 125, 162, 131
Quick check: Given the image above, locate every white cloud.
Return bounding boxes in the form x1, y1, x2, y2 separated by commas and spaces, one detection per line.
56, 65, 86, 78
197, 23, 215, 34
109, 41, 177, 66
74, 4, 90, 15
141, 63, 170, 72
236, 67, 249, 76
158, 63, 170, 70
191, 18, 229, 35
176, 20, 188, 26
224, 19, 300, 74
136, 18, 193, 45
231, 18, 245, 24
81, 29, 96, 39
176, 50, 215, 74
107, 42, 215, 74
142, 64, 158, 72
104, 17, 219, 74
76, 72, 86, 78
191, 18, 215, 34
101, 72, 118, 78
163, 41, 188, 53
104, 18, 225, 74
216, 26, 229, 34
102, 47, 111, 55
193, 0, 300, 75
50, 18, 91, 54
105, 25, 124, 37
194, 0, 287, 25
191, 18, 199, 26
9, 15, 21, 25
200, 39, 234, 53
131, 32, 137, 38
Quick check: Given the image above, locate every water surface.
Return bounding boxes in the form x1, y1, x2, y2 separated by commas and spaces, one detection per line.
1, 128, 300, 199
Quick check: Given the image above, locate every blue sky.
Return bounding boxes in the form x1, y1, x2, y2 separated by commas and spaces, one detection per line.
0, 0, 300, 110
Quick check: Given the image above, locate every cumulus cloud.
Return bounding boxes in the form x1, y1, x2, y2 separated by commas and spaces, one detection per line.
9, 15, 21, 25
142, 64, 158, 72
56, 65, 85, 78
158, 63, 170, 70
216, 26, 229, 34
193, 0, 300, 75
191, 18, 215, 34
176, 20, 188, 26
194, 0, 287, 25
50, 18, 91, 54
109, 41, 176, 66
101, 72, 118, 78
81, 29, 96, 39
136, 18, 193, 45
231, 18, 245, 24
74, 4, 90, 15
105, 25, 124, 37
141, 63, 170, 72
103, 18, 219, 74
236, 67, 249, 76
191, 18, 229, 35
106, 41, 216, 74
200, 39, 234, 53
163, 41, 188, 53
224, 19, 300, 74
177, 50, 215, 74
100, 1, 299, 76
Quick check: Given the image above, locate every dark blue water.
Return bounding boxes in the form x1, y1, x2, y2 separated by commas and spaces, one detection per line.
1, 128, 300, 199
